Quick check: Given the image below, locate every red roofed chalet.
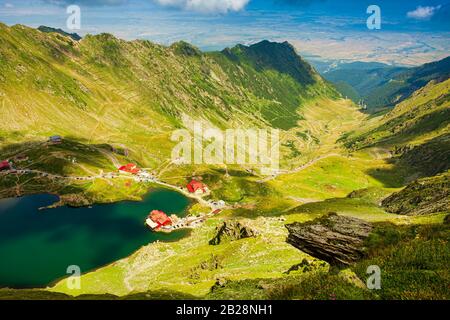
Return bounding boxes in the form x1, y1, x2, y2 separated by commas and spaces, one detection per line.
0, 160, 11, 171
149, 210, 172, 229
187, 179, 207, 194
119, 163, 140, 174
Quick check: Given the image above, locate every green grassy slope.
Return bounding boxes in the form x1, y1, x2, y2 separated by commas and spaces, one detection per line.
213, 41, 338, 130
0, 22, 352, 205
0, 23, 339, 178
205, 222, 449, 300
342, 78, 450, 216
345, 78, 450, 179
1, 23, 448, 300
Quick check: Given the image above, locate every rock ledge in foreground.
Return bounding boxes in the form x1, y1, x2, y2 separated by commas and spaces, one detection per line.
286, 213, 373, 266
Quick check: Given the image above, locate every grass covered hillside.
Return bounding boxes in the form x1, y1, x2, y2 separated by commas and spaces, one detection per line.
46, 71, 448, 299
0, 22, 448, 301
215, 40, 337, 130
0, 23, 341, 205
343, 78, 450, 216
345, 78, 450, 179
0, 23, 335, 141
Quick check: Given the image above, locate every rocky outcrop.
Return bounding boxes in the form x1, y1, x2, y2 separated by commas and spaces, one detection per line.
209, 220, 258, 245
285, 213, 373, 266
382, 173, 450, 215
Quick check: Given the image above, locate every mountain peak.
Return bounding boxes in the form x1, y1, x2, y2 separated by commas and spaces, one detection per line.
223, 40, 317, 86
170, 41, 202, 57
249, 40, 295, 51
38, 26, 81, 41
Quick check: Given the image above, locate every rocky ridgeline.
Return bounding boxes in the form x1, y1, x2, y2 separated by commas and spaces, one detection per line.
209, 220, 259, 245
285, 213, 373, 266
382, 173, 450, 215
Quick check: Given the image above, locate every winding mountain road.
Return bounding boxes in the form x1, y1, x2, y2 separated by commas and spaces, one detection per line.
258, 153, 342, 182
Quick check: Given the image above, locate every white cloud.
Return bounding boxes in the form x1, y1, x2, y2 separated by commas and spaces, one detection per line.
154, 0, 250, 14
407, 5, 442, 20
4, 3, 14, 8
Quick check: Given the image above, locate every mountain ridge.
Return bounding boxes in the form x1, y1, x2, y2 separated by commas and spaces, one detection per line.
323, 56, 450, 111
37, 25, 82, 41
1, 22, 449, 301
0, 23, 340, 175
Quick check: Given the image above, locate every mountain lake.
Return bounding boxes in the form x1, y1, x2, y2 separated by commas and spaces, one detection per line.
0, 189, 191, 288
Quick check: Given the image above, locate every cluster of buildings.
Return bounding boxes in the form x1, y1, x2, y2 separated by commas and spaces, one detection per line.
118, 163, 209, 195
118, 163, 154, 182
118, 163, 141, 175
2, 138, 218, 232
145, 210, 173, 230
186, 179, 208, 195
144, 179, 216, 231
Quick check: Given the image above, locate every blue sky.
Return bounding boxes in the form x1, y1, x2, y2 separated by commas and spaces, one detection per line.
0, 0, 449, 65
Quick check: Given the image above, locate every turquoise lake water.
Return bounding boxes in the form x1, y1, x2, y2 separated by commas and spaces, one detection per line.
0, 189, 190, 288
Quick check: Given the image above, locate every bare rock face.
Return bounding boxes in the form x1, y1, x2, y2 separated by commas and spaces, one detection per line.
209, 220, 258, 245
285, 213, 373, 266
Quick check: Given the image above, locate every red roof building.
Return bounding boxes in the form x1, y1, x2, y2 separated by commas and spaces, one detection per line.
118, 163, 140, 174
149, 210, 172, 228
187, 179, 207, 194
0, 160, 10, 171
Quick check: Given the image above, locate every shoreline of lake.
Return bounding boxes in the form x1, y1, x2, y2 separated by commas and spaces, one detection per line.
0, 188, 192, 289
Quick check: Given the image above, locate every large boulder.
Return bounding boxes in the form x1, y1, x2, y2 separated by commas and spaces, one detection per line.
286, 213, 373, 266
209, 220, 258, 245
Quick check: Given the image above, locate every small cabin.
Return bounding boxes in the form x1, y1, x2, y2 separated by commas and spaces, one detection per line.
187, 179, 208, 194
118, 163, 140, 175
146, 210, 172, 230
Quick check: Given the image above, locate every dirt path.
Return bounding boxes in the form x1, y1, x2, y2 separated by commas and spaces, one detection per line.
94, 147, 121, 168
258, 153, 342, 182
288, 196, 321, 204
